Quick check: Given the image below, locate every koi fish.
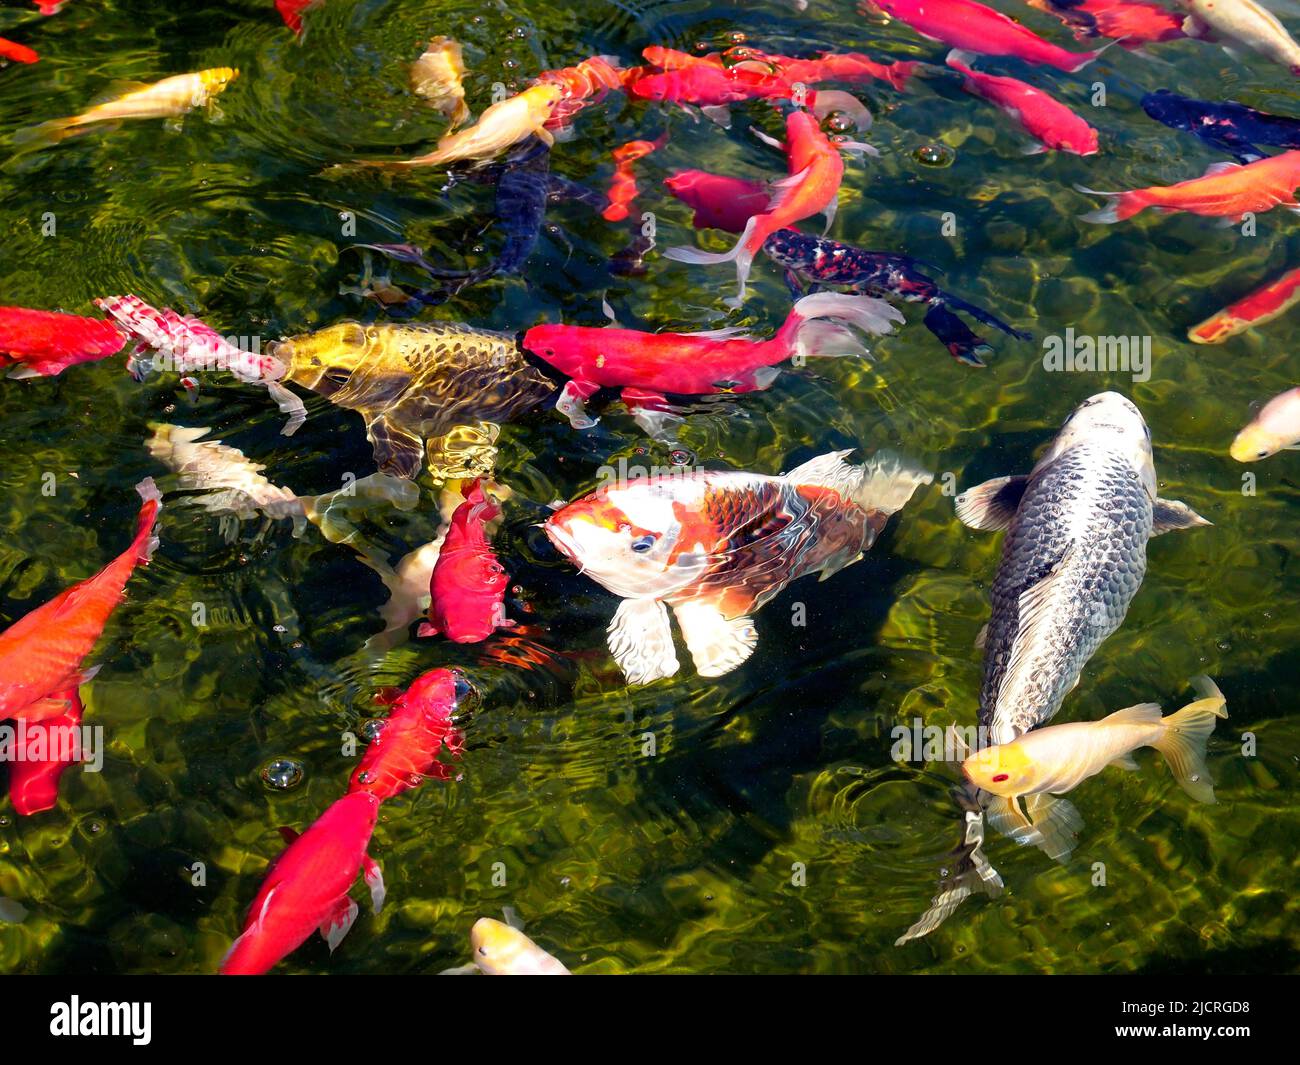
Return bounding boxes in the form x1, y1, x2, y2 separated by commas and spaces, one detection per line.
750, 50, 918, 91
7, 689, 82, 816
664, 110, 871, 306
534, 55, 627, 127
1142, 89, 1300, 164
411, 36, 469, 128
351, 83, 562, 170
961, 678, 1227, 851
603, 135, 666, 222
220, 791, 384, 975
545, 450, 931, 684
276, 0, 320, 35
0, 38, 39, 65
662, 172, 1029, 365
419, 480, 511, 643
762, 229, 1031, 366
348, 668, 467, 800
1077, 150, 1300, 222
898, 393, 1209, 942
1230, 386, 1300, 461
0, 479, 162, 721
269, 321, 554, 481
466, 916, 571, 975
94, 295, 305, 435
1179, 0, 1300, 74
945, 51, 1099, 156
1189, 265, 1300, 343
14, 68, 239, 148
33, 2, 69, 15
0, 306, 127, 378
862, 0, 1106, 71
1028, 0, 1186, 45
522, 291, 902, 436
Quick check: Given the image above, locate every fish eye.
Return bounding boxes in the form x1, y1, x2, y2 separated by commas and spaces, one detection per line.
631, 534, 656, 553
478, 947, 488, 956
992, 773, 1010, 783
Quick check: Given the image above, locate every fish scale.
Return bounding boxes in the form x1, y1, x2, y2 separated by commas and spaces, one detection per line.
981, 442, 1152, 742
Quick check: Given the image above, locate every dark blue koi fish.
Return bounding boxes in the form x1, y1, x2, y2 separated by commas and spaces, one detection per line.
1141, 89, 1300, 164
761, 230, 1030, 366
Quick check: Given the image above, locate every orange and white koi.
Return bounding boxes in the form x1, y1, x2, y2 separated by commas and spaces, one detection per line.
1189, 265, 1300, 343
545, 451, 930, 684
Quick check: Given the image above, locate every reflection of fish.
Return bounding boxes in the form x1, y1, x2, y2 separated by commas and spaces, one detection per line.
468, 916, 571, 975
0, 306, 126, 378
1143, 89, 1300, 163
523, 291, 901, 436
7, 689, 82, 816
220, 792, 384, 975
865, 0, 1105, 71
945, 51, 1099, 156
900, 394, 1210, 942
348, 669, 467, 800
603, 136, 666, 222
410, 37, 469, 128
1230, 386, 1300, 460
1189, 265, 1300, 343
1179, 0, 1300, 74
0, 479, 162, 721
1028, 0, 1186, 46
962, 678, 1227, 858
14, 68, 238, 148
419, 480, 512, 643
353, 84, 562, 170
272, 321, 555, 481
546, 450, 930, 684
1077, 150, 1300, 222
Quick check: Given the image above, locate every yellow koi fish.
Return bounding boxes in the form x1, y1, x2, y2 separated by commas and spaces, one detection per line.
1230, 386, 1300, 461
14, 68, 239, 149
961, 677, 1227, 861
410, 36, 470, 128
356, 83, 561, 170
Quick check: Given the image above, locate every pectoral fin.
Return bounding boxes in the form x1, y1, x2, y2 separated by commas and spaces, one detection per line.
955, 475, 1028, 531
1152, 497, 1211, 535
320, 896, 360, 953
366, 413, 426, 480
363, 854, 386, 914
607, 598, 679, 685
670, 599, 758, 678
1024, 792, 1083, 863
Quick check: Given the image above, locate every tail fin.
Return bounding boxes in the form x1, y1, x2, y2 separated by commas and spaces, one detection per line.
663, 213, 758, 267
788, 293, 903, 360
1075, 184, 1130, 224
10, 117, 79, 151
132, 477, 163, 563
1151, 676, 1228, 803
785, 449, 933, 518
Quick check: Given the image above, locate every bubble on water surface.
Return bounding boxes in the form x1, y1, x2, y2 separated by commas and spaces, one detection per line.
260, 758, 305, 790
913, 144, 955, 168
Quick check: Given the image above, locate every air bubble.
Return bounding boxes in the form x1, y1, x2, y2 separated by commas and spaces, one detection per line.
260, 758, 305, 790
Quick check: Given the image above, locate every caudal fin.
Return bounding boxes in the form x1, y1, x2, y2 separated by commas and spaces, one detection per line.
785, 449, 932, 520
1151, 676, 1228, 803
791, 291, 904, 346
1075, 184, 1138, 224
132, 477, 163, 563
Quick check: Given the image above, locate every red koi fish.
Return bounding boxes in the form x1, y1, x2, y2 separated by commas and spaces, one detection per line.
7, 689, 82, 815
664, 169, 770, 232
665, 110, 871, 305
522, 291, 901, 434
603, 135, 666, 222
1077, 150, 1300, 222
220, 791, 384, 975
863, 0, 1106, 71
275, 0, 320, 35
418, 480, 511, 643
1189, 265, 1300, 343
946, 51, 1099, 155
0, 479, 161, 721
33, 2, 68, 13
0, 306, 127, 378
535, 55, 628, 126
769, 50, 918, 91
1027, 0, 1185, 46
0, 38, 38, 64
348, 669, 467, 801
